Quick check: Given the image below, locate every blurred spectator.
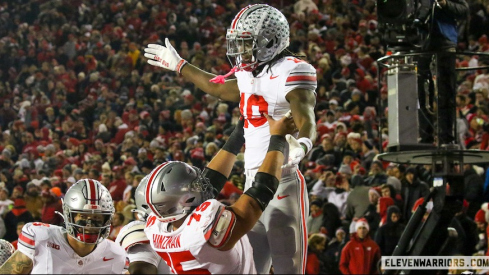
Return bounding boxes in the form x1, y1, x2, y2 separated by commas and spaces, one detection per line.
362, 188, 381, 238
463, 164, 484, 219
374, 205, 404, 256
3, 198, 34, 241
0, 99, 16, 130
453, 200, 478, 256
401, 167, 430, 220
307, 200, 325, 235
40, 187, 63, 226
324, 227, 346, 274
474, 209, 487, 253
108, 212, 125, 241
321, 202, 343, 240
10, 221, 25, 250
0, 187, 13, 217
377, 197, 395, 226
305, 233, 327, 275
339, 218, 381, 274
379, 183, 403, 212
24, 182, 43, 221
307, 165, 331, 192
107, 171, 127, 202
345, 185, 371, 229
364, 160, 387, 187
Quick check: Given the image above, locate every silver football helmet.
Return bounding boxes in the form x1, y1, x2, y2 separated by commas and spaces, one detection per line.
145, 161, 213, 223
132, 174, 151, 220
62, 179, 114, 244
0, 239, 14, 265
226, 4, 290, 71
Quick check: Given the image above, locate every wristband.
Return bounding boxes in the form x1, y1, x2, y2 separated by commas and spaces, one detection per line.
176, 59, 188, 74
297, 137, 313, 154
267, 135, 287, 153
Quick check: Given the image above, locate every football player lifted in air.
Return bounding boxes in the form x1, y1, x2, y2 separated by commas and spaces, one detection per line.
144, 4, 317, 273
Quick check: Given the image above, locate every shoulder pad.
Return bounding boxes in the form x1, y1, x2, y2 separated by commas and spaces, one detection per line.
204, 206, 236, 249
116, 220, 149, 251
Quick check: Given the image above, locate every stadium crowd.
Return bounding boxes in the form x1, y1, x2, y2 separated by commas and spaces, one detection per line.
1, 0, 489, 273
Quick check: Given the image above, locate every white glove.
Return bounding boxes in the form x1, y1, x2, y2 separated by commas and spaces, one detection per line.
144, 38, 187, 73
283, 134, 305, 168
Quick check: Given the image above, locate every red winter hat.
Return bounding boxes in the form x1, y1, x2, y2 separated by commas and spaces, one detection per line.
140, 111, 150, 119
312, 165, 328, 173
124, 157, 137, 166
475, 209, 486, 223
68, 138, 80, 147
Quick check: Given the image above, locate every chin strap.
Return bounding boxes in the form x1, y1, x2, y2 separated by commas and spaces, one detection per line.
209, 66, 239, 84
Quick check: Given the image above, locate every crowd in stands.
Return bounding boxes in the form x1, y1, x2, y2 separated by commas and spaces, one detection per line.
1, 0, 489, 273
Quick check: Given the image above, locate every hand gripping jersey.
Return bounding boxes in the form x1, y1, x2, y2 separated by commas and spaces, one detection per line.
18, 222, 128, 274
236, 57, 317, 170
116, 220, 171, 274
144, 199, 256, 274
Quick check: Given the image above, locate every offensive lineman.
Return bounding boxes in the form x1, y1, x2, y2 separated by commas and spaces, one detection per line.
116, 175, 171, 274
143, 114, 296, 273
117, 118, 247, 274
144, 4, 317, 273
0, 179, 128, 274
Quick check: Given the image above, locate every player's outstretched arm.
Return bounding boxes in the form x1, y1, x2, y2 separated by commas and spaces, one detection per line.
217, 114, 295, 251
0, 250, 33, 274
203, 118, 245, 198
285, 88, 317, 167
144, 39, 240, 102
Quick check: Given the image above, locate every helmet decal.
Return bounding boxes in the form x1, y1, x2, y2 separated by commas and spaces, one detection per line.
226, 4, 290, 71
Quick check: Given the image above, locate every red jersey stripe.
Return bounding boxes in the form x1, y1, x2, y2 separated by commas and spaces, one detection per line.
286, 75, 316, 82
19, 232, 35, 246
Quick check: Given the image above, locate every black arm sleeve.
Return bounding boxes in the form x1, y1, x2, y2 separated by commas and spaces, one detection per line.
222, 117, 245, 155
202, 167, 228, 198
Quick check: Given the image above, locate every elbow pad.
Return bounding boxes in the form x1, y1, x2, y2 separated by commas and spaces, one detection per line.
202, 167, 228, 198
244, 172, 279, 211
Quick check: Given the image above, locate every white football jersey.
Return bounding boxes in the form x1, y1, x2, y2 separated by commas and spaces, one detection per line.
144, 199, 256, 274
236, 57, 317, 170
116, 220, 171, 274
18, 222, 128, 274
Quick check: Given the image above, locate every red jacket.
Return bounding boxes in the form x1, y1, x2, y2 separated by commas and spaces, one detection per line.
108, 179, 127, 202
306, 251, 320, 274
339, 233, 381, 274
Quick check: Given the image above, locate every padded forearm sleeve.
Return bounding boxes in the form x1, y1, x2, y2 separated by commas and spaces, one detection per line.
244, 172, 279, 211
